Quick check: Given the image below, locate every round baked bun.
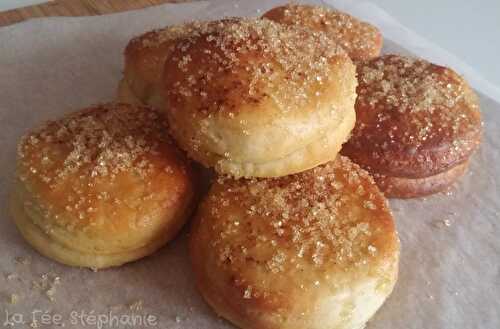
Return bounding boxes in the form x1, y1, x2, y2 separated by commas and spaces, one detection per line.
341, 55, 482, 198
11, 103, 197, 269
163, 18, 357, 178
190, 156, 400, 329
263, 4, 382, 61
118, 22, 208, 109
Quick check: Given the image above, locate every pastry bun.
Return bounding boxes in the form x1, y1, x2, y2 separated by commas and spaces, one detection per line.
342, 55, 482, 198
11, 103, 197, 269
118, 22, 209, 108
163, 18, 357, 178
190, 156, 400, 329
263, 4, 382, 61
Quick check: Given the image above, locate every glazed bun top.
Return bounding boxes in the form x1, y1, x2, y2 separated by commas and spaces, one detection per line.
126, 21, 205, 54
263, 4, 382, 60
343, 54, 482, 178
163, 17, 353, 119
194, 156, 398, 289
16, 103, 193, 238
124, 21, 209, 89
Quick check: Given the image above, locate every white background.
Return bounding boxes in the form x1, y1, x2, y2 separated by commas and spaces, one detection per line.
374, 0, 500, 88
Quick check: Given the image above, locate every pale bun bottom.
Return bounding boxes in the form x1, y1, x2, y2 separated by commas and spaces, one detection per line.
208, 108, 356, 178
10, 192, 184, 270
375, 161, 469, 198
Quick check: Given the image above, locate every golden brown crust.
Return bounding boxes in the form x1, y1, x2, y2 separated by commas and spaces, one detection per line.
342, 54, 482, 179
190, 156, 399, 329
163, 18, 357, 178
263, 4, 382, 61
12, 103, 197, 268
120, 22, 210, 108
374, 160, 469, 199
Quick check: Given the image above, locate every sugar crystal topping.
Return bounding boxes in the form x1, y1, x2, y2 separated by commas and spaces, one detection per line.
207, 157, 392, 276
344, 55, 482, 174
165, 17, 348, 115
357, 55, 471, 115
265, 4, 381, 60
17, 103, 172, 183
128, 21, 210, 50
16, 103, 182, 225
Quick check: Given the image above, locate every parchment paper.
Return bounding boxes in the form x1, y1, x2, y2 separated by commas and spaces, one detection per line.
0, 1, 499, 328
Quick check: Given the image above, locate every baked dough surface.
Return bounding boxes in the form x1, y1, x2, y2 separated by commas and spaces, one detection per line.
11, 103, 197, 268
342, 55, 482, 179
163, 18, 357, 177
190, 156, 399, 329
263, 4, 383, 61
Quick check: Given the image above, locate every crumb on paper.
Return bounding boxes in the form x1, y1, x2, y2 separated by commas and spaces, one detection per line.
175, 315, 182, 323
46, 287, 56, 302
15, 256, 31, 265
444, 188, 455, 196
432, 218, 453, 228
6, 273, 19, 280
10, 293, 20, 304
32, 272, 61, 302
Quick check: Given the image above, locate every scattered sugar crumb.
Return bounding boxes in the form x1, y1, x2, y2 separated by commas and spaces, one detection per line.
243, 286, 252, 299
15, 257, 31, 265
10, 293, 20, 305
46, 287, 56, 302
367, 245, 377, 255
433, 218, 452, 228
31, 272, 61, 302
6, 273, 19, 280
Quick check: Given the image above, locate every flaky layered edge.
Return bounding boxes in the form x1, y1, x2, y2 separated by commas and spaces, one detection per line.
9, 177, 195, 269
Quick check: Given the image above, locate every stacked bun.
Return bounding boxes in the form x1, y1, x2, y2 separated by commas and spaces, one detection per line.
191, 157, 399, 329
118, 21, 211, 108
341, 54, 482, 198
11, 103, 198, 269
162, 18, 356, 178
263, 4, 382, 61
11, 3, 483, 329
